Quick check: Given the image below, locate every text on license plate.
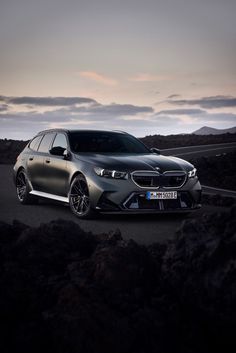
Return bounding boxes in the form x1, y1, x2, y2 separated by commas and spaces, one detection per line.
146, 191, 178, 200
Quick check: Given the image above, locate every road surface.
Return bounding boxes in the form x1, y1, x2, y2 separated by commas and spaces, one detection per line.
0, 142, 235, 245
162, 141, 236, 159
201, 185, 236, 198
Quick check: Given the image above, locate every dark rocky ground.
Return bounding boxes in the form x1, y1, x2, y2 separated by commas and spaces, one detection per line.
202, 193, 236, 207
0, 207, 236, 353
191, 151, 236, 191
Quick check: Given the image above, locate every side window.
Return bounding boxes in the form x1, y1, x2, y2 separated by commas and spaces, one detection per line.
29, 135, 43, 151
38, 133, 55, 153
52, 133, 68, 151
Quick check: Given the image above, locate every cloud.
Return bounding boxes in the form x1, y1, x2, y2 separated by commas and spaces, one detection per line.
0, 112, 71, 124
0, 96, 154, 130
78, 71, 117, 86
168, 95, 236, 109
0, 95, 96, 106
0, 104, 8, 112
156, 109, 206, 115
153, 111, 236, 124
70, 103, 154, 116
105, 116, 176, 128
0, 108, 155, 140
201, 112, 236, 122
0, 100, 154, 131
129, 73, 173, 82
167, 94, 181, 99
1, 94, 236, 139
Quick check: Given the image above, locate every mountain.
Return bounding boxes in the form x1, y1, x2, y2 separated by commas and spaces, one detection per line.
192, 126, 236, 135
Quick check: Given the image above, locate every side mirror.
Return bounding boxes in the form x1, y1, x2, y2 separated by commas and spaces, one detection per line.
50, 146, 65, 156
150, 147, 161, 155
63, 149, 71, 160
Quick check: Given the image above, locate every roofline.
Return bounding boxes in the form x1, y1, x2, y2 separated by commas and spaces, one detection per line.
36, 128, 129, 135
37, 128, 70, 135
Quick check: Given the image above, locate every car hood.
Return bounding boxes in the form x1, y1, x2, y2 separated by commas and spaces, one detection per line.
74, 153, 194, 173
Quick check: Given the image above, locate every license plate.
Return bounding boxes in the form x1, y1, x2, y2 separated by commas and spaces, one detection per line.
146, 191, 178, 200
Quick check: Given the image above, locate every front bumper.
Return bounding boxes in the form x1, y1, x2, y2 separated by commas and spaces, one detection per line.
88, 174, 202, 213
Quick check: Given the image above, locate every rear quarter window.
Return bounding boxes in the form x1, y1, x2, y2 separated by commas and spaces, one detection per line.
29, 135, 43, 151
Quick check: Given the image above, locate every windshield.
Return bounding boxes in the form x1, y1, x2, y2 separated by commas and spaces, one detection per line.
69, 131, 150, 154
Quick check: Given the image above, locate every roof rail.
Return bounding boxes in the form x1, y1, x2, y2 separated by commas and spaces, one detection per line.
36, 128, 68, 135
112, 130, 128, 134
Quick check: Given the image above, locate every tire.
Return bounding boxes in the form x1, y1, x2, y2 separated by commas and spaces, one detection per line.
16, 169, 38, 205
69, 174, 97, 219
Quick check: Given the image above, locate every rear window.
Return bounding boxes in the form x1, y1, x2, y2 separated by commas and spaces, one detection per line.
38, 133, 55, 153
29, 135, 43, 151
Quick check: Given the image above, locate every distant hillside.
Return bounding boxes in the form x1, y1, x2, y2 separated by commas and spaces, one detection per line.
140, 133, 236, 150
192, 126, 236, 135
0, 139, 28, 164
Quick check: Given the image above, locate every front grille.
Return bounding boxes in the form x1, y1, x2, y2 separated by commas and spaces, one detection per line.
131, 171, 186, 189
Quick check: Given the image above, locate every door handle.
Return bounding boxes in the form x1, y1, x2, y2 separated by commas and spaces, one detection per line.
45, 159, 50, 164
29, 157, 34, 161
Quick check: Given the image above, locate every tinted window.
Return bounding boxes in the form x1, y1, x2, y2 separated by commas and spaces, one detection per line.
29, 135, 43, 151
38, 133, 55, 153
52, 133, 67, 150
69, 132, 149, 154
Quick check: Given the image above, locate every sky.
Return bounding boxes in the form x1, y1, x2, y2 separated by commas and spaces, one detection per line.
0, 0, 236, 139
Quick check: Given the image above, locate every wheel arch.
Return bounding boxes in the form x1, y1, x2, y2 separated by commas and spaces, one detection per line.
14, 166, 25, 184
69, 171, 86, 185
68, 170, 100, 210
16, 166, 25, 175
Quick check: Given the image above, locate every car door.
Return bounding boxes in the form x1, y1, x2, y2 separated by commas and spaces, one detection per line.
34, 132, 56, 192
42, 132, 69, 196
26, 134, 44, 190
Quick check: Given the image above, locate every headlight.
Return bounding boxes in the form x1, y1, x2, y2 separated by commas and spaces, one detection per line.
94, 167, 127, 179
188, 168, 197, 178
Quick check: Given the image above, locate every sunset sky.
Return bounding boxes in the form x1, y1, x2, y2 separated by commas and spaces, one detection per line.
1, 0, 236, 139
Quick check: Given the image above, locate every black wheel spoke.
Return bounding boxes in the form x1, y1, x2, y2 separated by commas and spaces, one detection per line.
71, 197, 80, 207
83, 196, 90, 208
18, 185, 26, 195
76, 198, 83, 211
73, 184, 83, 195
78, 199, 84, 212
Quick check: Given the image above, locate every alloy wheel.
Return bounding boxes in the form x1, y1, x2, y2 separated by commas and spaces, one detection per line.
69, 177, 90, 216
16, 171, 27, 201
